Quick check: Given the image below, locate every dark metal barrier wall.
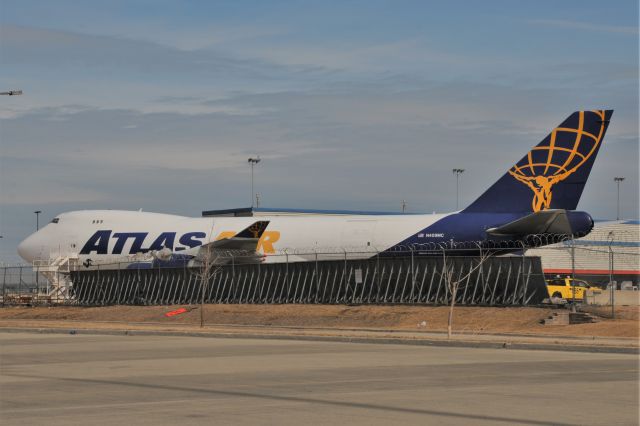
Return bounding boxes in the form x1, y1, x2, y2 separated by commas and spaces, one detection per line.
69, 256, 548, 306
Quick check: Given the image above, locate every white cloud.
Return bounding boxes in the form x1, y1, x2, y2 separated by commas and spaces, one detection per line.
2, 82, 636, 221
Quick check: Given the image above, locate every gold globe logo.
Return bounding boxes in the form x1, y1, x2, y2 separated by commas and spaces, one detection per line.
508, 110, 607, 212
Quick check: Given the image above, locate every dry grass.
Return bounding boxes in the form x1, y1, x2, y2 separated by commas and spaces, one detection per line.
0, 304, 637, 338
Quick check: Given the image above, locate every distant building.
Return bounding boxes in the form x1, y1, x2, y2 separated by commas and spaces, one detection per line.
202, 207, 414, 217
526, 220, 639, 287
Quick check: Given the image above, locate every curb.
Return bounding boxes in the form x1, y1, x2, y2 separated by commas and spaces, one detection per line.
1, 326, 637, 354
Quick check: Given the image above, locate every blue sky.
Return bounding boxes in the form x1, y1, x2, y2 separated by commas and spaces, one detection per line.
0, 0, 638, 261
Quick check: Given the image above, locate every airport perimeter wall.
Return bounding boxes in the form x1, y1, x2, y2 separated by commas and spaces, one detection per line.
2, 255, 549, 306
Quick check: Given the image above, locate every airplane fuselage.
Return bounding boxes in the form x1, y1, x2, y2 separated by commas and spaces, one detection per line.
18, 209, 449, 265
17, 208, 594, 268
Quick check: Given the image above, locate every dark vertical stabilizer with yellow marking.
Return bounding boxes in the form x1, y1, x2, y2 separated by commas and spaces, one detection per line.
463, 110, 613, 213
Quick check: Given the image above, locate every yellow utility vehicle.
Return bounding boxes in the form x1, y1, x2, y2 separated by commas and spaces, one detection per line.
546, 277, 598, 301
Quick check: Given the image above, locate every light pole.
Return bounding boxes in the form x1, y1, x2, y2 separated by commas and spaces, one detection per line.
0, 90, 23, 96
452, 169, 464, 210
614, 177, 624, 220
248, 156, 261, 208
34, 210, 42, 231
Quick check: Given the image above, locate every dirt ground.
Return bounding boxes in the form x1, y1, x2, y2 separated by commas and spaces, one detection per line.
0, 304, 637, 338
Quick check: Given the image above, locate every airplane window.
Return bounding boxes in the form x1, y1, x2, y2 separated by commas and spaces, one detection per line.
51, 218, 59, 224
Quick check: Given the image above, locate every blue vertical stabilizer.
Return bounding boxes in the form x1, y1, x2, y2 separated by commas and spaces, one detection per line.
463, 110, 613, 213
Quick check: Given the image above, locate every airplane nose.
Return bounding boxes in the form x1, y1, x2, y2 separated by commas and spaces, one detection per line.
17, 234, 40, 263
17, 239, 29, 262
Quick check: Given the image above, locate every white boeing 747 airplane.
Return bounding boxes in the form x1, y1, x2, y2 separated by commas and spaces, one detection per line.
17, 110, 612, 269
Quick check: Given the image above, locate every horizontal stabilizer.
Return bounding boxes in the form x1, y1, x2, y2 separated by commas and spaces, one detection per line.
486, 210, 572, 237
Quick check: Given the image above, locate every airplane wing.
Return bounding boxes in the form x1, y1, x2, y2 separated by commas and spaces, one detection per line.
486, 210, 572, 237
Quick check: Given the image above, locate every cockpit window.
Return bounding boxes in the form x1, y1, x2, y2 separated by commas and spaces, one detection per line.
51, 218, 59, 224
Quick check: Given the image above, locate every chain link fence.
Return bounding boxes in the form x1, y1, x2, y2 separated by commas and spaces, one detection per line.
1, 229, 637, 307
1, 248, 550, 306
527, 223, 639, 291
0, 266, 51, 305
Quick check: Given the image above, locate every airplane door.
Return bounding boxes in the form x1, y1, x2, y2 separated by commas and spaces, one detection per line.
67, 231, 80, 256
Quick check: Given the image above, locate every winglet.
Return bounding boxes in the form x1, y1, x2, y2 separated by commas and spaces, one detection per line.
234, 221, 270, 239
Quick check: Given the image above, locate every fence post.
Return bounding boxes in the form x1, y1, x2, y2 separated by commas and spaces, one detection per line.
97, 263, 101, 305
67, 264, 72, 304
609, 244, 615, 319
343, 249, 348, 299
479, 245, 484, 303
2, 266, 6, 306
570, 236, 576, 303
285, 251, 289, 302
520, 241, 526, 305
183, 259, 187, 303
200, 263, 206, 328
377, 249, 380, 300
231, 254, 236, 303
410, 247, 415, 302
315, 250, 318, 303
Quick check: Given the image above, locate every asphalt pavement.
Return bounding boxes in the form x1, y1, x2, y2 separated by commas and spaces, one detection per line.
1, 332, 638, 425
